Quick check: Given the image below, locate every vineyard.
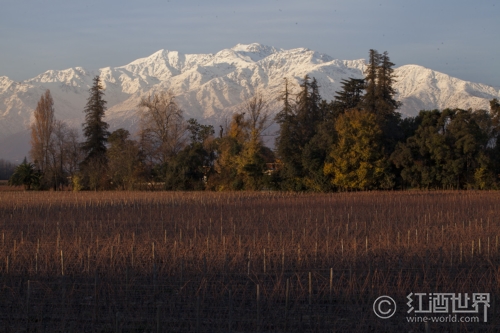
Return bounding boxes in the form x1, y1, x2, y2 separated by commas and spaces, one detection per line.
0, 190, 499, 332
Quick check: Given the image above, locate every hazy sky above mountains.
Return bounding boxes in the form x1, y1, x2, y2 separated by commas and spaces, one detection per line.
1, 0, 498, 87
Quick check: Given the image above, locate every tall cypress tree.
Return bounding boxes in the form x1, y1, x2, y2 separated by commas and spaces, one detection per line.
361, 49, 381, 114
80, 76, 109, 189
295, 76, 323, 149
81, 76, 109, 165
376, 51, 401, 118
275, 78, 301, 184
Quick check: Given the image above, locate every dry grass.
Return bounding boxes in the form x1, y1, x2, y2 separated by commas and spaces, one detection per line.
0, 190, 499, 332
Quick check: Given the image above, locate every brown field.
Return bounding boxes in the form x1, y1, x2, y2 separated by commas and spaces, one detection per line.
0, 190, 499, 332
0, 180, 22, 191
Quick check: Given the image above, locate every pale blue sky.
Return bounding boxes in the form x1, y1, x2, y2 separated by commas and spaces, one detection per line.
1, 0, 498, 87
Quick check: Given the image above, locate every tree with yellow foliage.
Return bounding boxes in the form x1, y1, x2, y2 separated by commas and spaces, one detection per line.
211, 93, 272, 190
324, 109, 394, 190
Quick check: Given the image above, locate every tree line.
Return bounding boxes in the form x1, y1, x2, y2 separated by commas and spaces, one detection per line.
8, 50, 500, 191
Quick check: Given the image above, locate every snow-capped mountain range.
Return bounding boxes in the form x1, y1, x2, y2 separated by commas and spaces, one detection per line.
1, 43, 499, 161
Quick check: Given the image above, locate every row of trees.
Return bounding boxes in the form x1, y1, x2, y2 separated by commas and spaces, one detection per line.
9, 50, 500, 191
10, 75, 272, 190
272, 50, 500, 191
0, 159, 16, 180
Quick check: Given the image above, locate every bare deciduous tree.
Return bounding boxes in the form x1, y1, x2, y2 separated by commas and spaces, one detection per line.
243, 92, 272, 142
64, 128, 83, 177
30, 90, 55, 172
138, 91, 187, 165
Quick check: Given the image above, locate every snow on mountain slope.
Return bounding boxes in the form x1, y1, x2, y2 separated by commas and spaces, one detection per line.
393, 65, 499, 116
1, 43, 499, 161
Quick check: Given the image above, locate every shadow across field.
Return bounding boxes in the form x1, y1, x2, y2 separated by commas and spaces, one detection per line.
0, 190, 499, 332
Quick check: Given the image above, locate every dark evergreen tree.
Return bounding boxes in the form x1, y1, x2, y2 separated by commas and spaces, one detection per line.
488, 99, 500, 182
301, 122, 335, 192
391, 109, 495, 189
275, 78, 301, 188
332, 78, 365, 114
274, 76, 326, 190
187, 118, 215, 145
8, 158, 42, 190
376, 51, 401, 118
80, 76, 109, 190
490, 98, 500, 132
165, 143, 210, 191
295, 76, 323, 145
361, 49, 380, 114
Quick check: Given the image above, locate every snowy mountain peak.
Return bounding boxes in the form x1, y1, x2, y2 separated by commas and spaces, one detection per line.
230, 43, 278, 62
1, 44, 499, 161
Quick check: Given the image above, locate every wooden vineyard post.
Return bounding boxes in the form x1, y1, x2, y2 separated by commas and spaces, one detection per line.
247, 252, 251, 276
281, 247, 285, 272
131, 245, 134, 267
125, 265, 129, 307
285, 278, 290, 331
450, 244, 453, 267
228, 289, 233, 333
341, 239, 344, 258
196, 295, 200, 333
309, 271, 313, 328
308, 272, 312, 306
472, 240, 475, 259
256, 284, 261, 332
115, 312, 121, 333
329, 268, 333, 314
315, 241, 318, 264
26, 279, 30, 315
93, 272, 98, 327
460, 243, 463, 264
156, 304, 161, 333
263, 249, 266, 274
61, 250, 64, 276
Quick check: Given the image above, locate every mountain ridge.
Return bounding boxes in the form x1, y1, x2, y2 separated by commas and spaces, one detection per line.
1, 43, 499, 161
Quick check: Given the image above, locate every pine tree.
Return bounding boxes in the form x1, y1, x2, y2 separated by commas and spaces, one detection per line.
491, 98, 500, 130
332, 78, 365, 114
80, 76, 109, 189
275, 78, 300, 183
275, 78, 295, 156
376, 51, 401, 118
81, 76, 109, 164
295, 76, 323, 144
361, 49, 381, 114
